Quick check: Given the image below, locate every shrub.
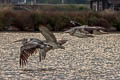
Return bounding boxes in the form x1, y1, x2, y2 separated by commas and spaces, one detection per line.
0, 12, 5, 30
0, 9, 120, 31
101, 12, 120, 31
78, 6, 89, 11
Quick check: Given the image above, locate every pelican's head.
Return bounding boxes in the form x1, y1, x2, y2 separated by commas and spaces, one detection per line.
70, 20, 75, 24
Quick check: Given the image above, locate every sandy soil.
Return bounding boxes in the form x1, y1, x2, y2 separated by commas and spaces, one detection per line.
0, 32, 120, 80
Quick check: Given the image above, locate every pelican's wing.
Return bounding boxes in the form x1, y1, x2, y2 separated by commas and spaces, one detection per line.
65, 28, 74, 33
39, 26, 57, 43
20, 43, 41, 67
64, 28, 76, 36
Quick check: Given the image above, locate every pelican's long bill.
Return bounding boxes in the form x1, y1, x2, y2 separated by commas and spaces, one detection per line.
13, 39, 24, 43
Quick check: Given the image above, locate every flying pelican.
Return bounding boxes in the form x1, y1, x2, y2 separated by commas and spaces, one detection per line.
65, 25, 94, 38
14, 38, 50, 67
14, 26, 67, 67
65, 21, 107, 37
69, 20, 107, 34
65, 26, 107, 38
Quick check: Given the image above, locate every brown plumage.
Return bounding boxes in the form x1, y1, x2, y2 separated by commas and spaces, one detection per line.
17, 39, 49, 67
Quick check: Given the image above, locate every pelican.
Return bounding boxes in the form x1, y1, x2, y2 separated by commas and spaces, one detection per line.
68, 20, 107, 35
65, 21, 107, 37
65, 25, 94, 38
14, 26, 67, 67
14, 38, 50, 67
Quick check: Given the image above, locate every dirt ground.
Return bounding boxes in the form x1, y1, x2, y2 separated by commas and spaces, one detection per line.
0, 32, 120, 80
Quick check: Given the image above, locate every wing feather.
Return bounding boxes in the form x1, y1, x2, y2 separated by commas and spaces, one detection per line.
39, 51, 42, 62
20, 44, 38, 67
39, 26, 57, 43
20, 42, 49, 67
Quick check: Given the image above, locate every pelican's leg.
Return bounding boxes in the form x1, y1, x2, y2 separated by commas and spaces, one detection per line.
39, 49, 42, 62
71, 29, 76, 35
41, 49, 46, 60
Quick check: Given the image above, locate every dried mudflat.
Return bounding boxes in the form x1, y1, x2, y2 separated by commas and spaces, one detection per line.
0, 32, 120, 80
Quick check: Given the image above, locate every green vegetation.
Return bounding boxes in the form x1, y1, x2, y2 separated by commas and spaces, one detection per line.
28, 4, 89, 11
0, 9, 120, 31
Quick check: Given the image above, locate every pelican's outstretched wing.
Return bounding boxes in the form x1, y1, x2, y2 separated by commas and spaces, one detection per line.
64, 28, 76, 35
20, 43, 46, 67
20, 44, 37, 67
39, 26, 57, 43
